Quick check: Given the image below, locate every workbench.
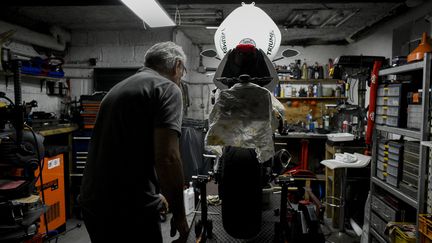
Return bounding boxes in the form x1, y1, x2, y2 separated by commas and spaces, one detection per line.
34, 123, 79, 219
275, 132, 329, 139
274, 132, 328, 175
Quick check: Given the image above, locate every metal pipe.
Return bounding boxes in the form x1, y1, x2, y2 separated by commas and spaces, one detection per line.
13, 60, 23, 145
0, 20, 69, 51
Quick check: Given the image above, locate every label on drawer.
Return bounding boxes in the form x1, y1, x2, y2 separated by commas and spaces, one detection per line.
48, 158, 61, 169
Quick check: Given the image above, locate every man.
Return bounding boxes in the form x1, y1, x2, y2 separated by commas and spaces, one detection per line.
80, 41, 188, 243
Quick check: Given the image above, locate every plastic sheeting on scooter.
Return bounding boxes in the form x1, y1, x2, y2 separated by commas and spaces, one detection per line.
205, 82, 274, 162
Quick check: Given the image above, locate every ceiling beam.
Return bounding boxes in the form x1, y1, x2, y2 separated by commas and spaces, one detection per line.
4, 0, 405, 6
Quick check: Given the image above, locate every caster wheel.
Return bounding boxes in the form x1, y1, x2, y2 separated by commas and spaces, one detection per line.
207, 220, 213, 239
195, 220, 203, 238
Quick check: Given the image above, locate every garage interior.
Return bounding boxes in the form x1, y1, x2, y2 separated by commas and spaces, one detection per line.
1, 0, 432, 242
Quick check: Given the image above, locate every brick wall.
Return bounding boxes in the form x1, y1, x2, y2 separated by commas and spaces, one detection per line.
66, 28, 174, 98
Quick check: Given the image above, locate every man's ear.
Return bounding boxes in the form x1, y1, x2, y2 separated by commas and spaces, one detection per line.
172, 60, 181, 75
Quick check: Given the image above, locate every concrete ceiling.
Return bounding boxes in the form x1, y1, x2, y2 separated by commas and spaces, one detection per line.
0, 1, 412, 46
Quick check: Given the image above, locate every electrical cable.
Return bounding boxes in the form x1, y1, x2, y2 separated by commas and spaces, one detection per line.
24, 123, 50, 237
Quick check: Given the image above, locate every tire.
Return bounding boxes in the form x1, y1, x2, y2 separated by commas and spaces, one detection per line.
219, 147, 262, 239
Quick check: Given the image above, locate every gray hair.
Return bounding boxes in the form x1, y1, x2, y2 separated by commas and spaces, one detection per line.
144, 41, 186, 74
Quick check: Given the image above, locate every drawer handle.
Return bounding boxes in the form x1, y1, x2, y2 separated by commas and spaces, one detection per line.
73, 137, 91, 140
76, 166, 85, 169
274, 143, 288, 145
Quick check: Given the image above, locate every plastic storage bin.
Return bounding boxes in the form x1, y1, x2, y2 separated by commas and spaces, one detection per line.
399, 181, 417, 199
386, 173, 399, 187
388, 142, 403, 155
377, 161, 386, 171
387, 164, 400, 177
407, 105, 422, 130
404, 151, 420, 165
376, 115, 400, 127
419, 215, 432, 242
403, 162, 419, 175
376, 106, 400, 116
377, 84, 403, 97
377, 168, 386, 180
377, 96, 401, 106
389, 224, 416, 243
404, 141, 420, 154
402, 171, 418, 186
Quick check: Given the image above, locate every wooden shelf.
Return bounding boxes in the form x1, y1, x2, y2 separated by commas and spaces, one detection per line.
278, 79, 343, 84
276, 96, 348, 100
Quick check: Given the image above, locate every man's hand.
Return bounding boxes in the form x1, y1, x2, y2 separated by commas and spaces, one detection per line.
159, 194, 169, 214
171, 216, 189, 243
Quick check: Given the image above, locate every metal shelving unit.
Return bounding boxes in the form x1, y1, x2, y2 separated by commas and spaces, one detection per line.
370, 228, 387, 243
277, 78, 343, 84
371, 177, 418, 207
375, 125, 422, 140
378, 61, 424, 76
369, 53, 431, 242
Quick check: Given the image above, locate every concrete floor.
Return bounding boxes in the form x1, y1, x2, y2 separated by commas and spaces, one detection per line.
49, 213, 359, 243
50, 213, 194, 243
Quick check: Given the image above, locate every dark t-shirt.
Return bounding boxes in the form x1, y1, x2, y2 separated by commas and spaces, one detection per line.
79, 67, 182, 213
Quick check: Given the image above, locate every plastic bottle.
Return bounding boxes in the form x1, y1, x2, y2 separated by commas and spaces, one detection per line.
301, 61, 308, 80
313, 84, 318, 97
280, 84, 285, 97
306, 111, 313, 131
335, 86, 341, 97
184, 182, 195, 215
274, 83, 280, 97
286, 85, 292, 97
317, 82, 322, 97
324, 116, 330, 130
342, 120, 349, 133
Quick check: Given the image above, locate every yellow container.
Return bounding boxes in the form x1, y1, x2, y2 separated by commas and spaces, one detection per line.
420, 214, 432, 241
389, 223, 416, 243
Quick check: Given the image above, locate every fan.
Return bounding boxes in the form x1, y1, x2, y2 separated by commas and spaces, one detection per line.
198, 47, 218, 74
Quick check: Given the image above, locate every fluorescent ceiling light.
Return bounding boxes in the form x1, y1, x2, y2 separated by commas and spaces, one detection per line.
205, 26, 219, 30
121, 0, 175, 28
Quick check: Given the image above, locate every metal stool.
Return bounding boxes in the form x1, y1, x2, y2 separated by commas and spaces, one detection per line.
324, 167, 354, 243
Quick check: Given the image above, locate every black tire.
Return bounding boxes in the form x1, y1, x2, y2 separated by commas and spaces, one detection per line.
219, 147, 262, 239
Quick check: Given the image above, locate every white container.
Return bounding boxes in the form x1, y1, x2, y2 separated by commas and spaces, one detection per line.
327, 133, 354, 142
184, 182, 195, 215
285, 85, 292, 97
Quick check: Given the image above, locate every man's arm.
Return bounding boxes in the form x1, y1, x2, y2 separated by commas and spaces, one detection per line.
154, 128, 188, 240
